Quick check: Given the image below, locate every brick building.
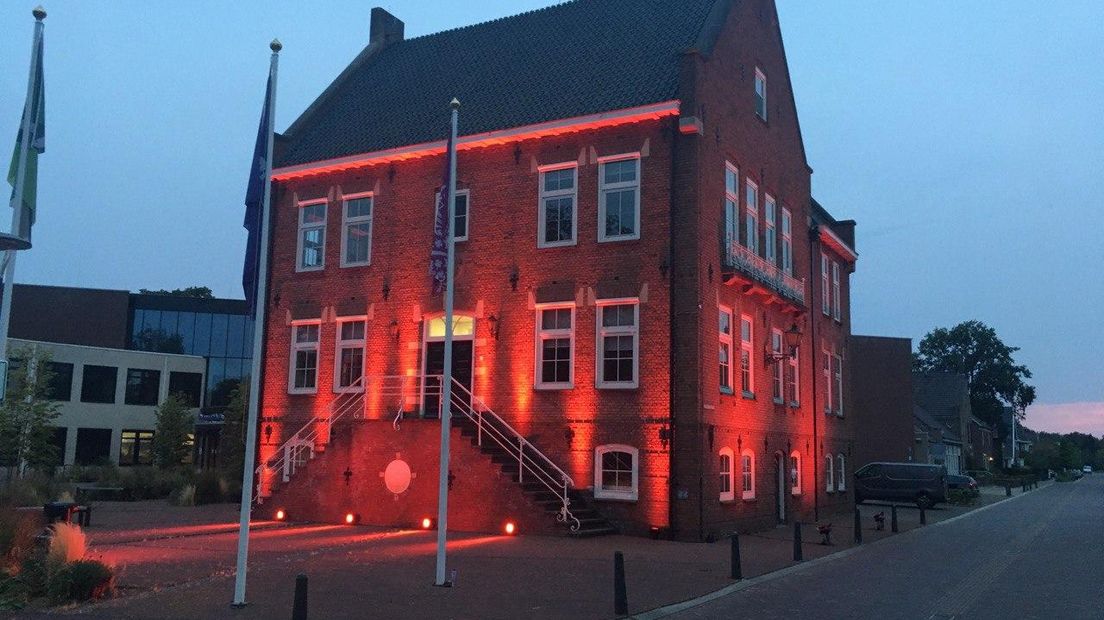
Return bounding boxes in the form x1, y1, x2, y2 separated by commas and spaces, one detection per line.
848, 335, 914, 469
255, 0, 857, 540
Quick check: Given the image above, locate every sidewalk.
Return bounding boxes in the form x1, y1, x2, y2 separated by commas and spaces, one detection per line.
8, 487, 1040, 619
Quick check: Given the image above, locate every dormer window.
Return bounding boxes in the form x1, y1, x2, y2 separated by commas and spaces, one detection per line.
754, 68, 767, 121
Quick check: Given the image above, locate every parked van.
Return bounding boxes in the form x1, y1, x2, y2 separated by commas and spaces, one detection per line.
853, 462, 948, 509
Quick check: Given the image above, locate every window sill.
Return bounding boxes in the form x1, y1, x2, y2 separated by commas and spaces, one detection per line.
333, 387, 365, 394
773, 398, 785, 405
598, 235, 641, 243
720, 387, 734, 395
597, 383, 639, 390
789, 401, 800, 409
296, 266, 325, 273
339, 262, 372, 269
594, 493, 638, 502
288, 389, 318, 396
535, 383, 574, 391
741, 494, 756, 501
538, 240, 578, 249
741, 391, 755, 400
720, 497, 736, 504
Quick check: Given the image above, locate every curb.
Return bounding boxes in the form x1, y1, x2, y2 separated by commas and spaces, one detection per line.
630, 482, 1053, 619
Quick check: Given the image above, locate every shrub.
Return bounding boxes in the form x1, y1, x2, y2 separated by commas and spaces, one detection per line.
947, 489, 977, 506
47, 559, 114, 603
0, 508, 39, 569
194, 471, 224, 505
118, 467, 183, 500
18, 555, 48, 599
0, 572, 28, 610
46, 523, 86, 568
171, 484, 195, 507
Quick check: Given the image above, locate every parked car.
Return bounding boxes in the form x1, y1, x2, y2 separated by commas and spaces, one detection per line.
1083, 465, 1093, 475
947, 474, 979, 497
853, 462, 948, 509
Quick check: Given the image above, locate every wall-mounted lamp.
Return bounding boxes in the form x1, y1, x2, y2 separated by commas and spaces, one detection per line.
765, 322, 803, 364
389, 319, 400, 341
487, 314, 500, 340
659, 425, 671, 450
343, 467, 353, 486
508, 268, 519, 292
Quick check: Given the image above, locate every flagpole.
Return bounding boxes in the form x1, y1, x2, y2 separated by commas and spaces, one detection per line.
434, 98, 460, 587
232, 38, 280, 608
0, 6, 46, 364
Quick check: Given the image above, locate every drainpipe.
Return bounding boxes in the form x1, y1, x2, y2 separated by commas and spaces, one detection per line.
808, 223, 819, 523
667, 117, 679, 539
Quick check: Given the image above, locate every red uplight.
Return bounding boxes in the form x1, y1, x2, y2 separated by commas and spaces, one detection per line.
504, 521, 516, 535
345, 513, 356, 525
421, 518, 433, 529
275, 509, 286, 521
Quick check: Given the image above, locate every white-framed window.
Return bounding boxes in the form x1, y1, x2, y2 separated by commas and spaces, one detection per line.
745, 180, 759, 255
771, 328, 784, 403
823, 349, 833, 414
790, 451, 802, 495
434, 189, 470, 242
754, 67, 767, 121
740, 315, 754, 397
535, 303, 574, 389
719, 447, 735, 502
538, 164, 577, 247
598, 155, 640, 242
297, 199, 327, 271
787, 346, 800, 406
837, 454, 846, 491
724, 162, 739, 246
833, 352, 844, 416
781, 207, 793, 276
719, 307, 734, 394
821, 253, 831, 315
764, 194, 777, 264
741, 449, 756, 500
832, 261, 841, 321
334, 318, 366, 392
825, 453, 835, 492
596, 300, 639, 388
594, 444, 638, 501
340, 192, 373, 267
288, 322, 320, 393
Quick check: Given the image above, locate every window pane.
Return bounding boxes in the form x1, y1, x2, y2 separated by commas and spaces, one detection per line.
226, 315, 246, 363
338, 347, 364, 387
541, 308, 571, 330
125, 369, 161, 406
302, 228, 324, 267
346, 197, 372, 218
169, 371, 203, 408
719, 311, 731, 334
302, 203, 326, 223
602, 305, 635, 328
543, 197, 574, 244
177, 312, 196, 354
192, 312, 212, 357
45, 362, 74, 401
295, 324, 319, 343
210, 313, 229, 357
454, 194, 468, 239
603, 160, 637, 184
541, 338, 570, 383
604, 189, 636, 237
346, 221, 372, 263
80, 365, 118, 404
341, 321, 366, 341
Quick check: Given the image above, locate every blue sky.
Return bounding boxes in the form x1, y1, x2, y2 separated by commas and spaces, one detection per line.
1, 1, 1101, 434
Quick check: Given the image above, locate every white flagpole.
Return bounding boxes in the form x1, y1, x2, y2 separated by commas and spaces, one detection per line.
232, 38, 280, 608
434, 98, 460, 587
0, 6, 46, 364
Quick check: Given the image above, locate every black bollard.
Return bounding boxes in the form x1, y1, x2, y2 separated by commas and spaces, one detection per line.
793, 521, 803, 561
853, 508, 862, 544
891, 505, 898, 533
730, 533, 742, 580
613, 551, 628, 616
919, 506, 927, 525
291, 574, 308, 620
1005, 484, 1011, 497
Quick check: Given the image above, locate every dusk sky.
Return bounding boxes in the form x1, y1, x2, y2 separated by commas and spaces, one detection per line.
1, 1, 1100, 435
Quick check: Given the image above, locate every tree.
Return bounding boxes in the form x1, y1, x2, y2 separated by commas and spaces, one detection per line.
0, 347, 62, 475
152, 394, 193, 468
219, 382, 248, 482
138, 286, 214, 299
913, 320, 1035, 430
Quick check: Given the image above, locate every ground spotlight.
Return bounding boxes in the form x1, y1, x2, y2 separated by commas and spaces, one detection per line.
344, 512, 359, 525
504, 521, 516, 535
421, 517, 434, 529
275, 509, 286, 521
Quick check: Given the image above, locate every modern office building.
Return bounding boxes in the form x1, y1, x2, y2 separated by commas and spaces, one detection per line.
5, 284, 251, 467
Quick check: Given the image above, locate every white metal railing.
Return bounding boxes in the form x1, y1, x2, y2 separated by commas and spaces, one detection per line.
255, 375, 366, 502
725, 238, 806, 305
446, 378, 581, 531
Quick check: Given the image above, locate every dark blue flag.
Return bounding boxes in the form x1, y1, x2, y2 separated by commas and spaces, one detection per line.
243, 74, 272, 314
429, 131, 454, 295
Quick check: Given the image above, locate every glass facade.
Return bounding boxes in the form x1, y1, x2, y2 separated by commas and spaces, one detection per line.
129, 305, 252, 409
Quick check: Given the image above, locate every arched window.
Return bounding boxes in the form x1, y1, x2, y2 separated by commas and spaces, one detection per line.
741, 449, 756, 500
825, 453, 835, 493
719, 448, 735, 502
790, 451, 801, 496
837, 454, 846, 491
594, 445, 638, 501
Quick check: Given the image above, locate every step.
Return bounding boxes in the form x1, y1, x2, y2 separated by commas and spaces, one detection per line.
569, 525, 618, 538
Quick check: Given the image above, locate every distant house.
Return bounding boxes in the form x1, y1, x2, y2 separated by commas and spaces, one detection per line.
913, 372, 988, 471
913, 404, 963, 475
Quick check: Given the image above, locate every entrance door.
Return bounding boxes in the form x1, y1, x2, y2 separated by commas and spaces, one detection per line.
423, 340, 474, 418
776, 453, 786, 524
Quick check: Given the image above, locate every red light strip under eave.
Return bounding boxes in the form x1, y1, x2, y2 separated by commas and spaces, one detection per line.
271, 100, 681, 181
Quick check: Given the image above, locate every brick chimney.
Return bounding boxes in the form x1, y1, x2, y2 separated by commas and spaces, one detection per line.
370, 8, 404, 47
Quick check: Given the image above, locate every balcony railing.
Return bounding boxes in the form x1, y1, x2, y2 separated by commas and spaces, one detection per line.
724, 238, 806, 306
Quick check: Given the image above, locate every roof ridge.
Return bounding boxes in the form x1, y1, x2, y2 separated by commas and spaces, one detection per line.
399, 0, 579, 45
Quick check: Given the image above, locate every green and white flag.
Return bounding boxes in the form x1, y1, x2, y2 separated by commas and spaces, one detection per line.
7, 31, 45, 241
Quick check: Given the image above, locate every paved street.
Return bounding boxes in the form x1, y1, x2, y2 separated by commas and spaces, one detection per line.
664, 477, 1103, 620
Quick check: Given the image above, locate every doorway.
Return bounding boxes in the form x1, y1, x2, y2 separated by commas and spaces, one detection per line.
775, 452, 786, 524
421, 315, 475, 418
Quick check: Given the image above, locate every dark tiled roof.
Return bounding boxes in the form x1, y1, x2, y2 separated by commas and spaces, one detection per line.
913, 371, 971, 427
277, 0, 721, 167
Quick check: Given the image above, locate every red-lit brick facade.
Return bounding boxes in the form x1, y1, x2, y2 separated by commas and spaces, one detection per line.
255, 0, 857, 540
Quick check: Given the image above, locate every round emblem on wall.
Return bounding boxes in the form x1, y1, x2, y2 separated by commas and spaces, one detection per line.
383, 458, 413, 495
